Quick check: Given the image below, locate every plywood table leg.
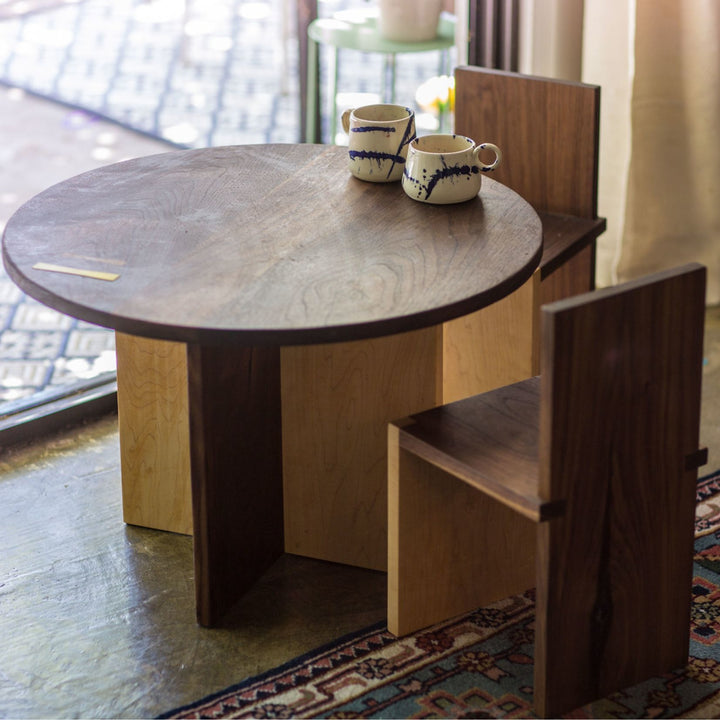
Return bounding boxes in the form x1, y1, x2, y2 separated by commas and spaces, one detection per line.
281, 326, 442, 571
116, 332, 192, 535
186, 344, 284, 627
442, 272, 540, 403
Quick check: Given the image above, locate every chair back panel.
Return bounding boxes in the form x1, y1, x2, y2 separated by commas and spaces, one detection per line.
454, 66, 600, 218
535, 263, 706, 714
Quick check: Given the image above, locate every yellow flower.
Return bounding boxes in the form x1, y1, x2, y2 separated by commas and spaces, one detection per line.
415, 75, 455, 115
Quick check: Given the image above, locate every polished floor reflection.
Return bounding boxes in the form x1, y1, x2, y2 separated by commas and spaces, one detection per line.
0, 415, 386, 718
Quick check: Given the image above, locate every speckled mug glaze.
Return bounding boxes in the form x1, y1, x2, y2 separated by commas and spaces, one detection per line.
402, 134, 502, 204
341, 104, 416, 183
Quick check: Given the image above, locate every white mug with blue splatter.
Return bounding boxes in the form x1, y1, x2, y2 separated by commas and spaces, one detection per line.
341, 104, 416, 183
402, 134, 502, 204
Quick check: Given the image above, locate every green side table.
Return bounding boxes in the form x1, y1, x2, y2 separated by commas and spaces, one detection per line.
306, 8, 456, 143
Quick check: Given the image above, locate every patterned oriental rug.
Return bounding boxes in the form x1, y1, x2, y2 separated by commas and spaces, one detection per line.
161, 469, 720, 720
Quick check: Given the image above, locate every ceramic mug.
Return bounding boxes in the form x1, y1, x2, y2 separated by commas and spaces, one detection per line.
341, 104, 416, 183
402, 134, 502, 204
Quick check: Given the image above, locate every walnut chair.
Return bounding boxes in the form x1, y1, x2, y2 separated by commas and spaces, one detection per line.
388, 263, 708, 717
442, 66, 607, 402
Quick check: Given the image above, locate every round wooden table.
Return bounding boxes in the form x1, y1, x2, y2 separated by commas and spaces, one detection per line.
2, 144, 542, 625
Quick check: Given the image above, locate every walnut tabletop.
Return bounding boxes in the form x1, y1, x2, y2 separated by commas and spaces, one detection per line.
2, 143, 543, 627
2, 144, 542, 346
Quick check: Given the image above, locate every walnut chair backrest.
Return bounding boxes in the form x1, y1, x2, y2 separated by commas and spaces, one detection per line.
534, 262, 707, 714
454, 66, 600, 218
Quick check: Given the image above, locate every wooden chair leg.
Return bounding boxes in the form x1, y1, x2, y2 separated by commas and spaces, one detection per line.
388, 424, 536, 637
534, 469, 697, 718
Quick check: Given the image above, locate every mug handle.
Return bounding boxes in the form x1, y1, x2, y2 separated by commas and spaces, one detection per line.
341, 109, 354, 135
474, 142, 502, 172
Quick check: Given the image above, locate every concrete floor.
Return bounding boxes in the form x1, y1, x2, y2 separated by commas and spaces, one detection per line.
1, 41, 719, 720
0, 415, 388, 718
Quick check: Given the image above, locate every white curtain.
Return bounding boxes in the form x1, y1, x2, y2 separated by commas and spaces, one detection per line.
520, 0, 720, 304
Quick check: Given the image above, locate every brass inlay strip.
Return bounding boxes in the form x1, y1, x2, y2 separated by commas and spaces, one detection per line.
32, 262, 120, 282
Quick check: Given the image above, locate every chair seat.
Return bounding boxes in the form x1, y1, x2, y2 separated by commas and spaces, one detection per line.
538, 213, 606, 279
394, 376, 564, 521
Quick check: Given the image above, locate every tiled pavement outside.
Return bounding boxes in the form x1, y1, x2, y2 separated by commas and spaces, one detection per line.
0, 0, 455, 405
